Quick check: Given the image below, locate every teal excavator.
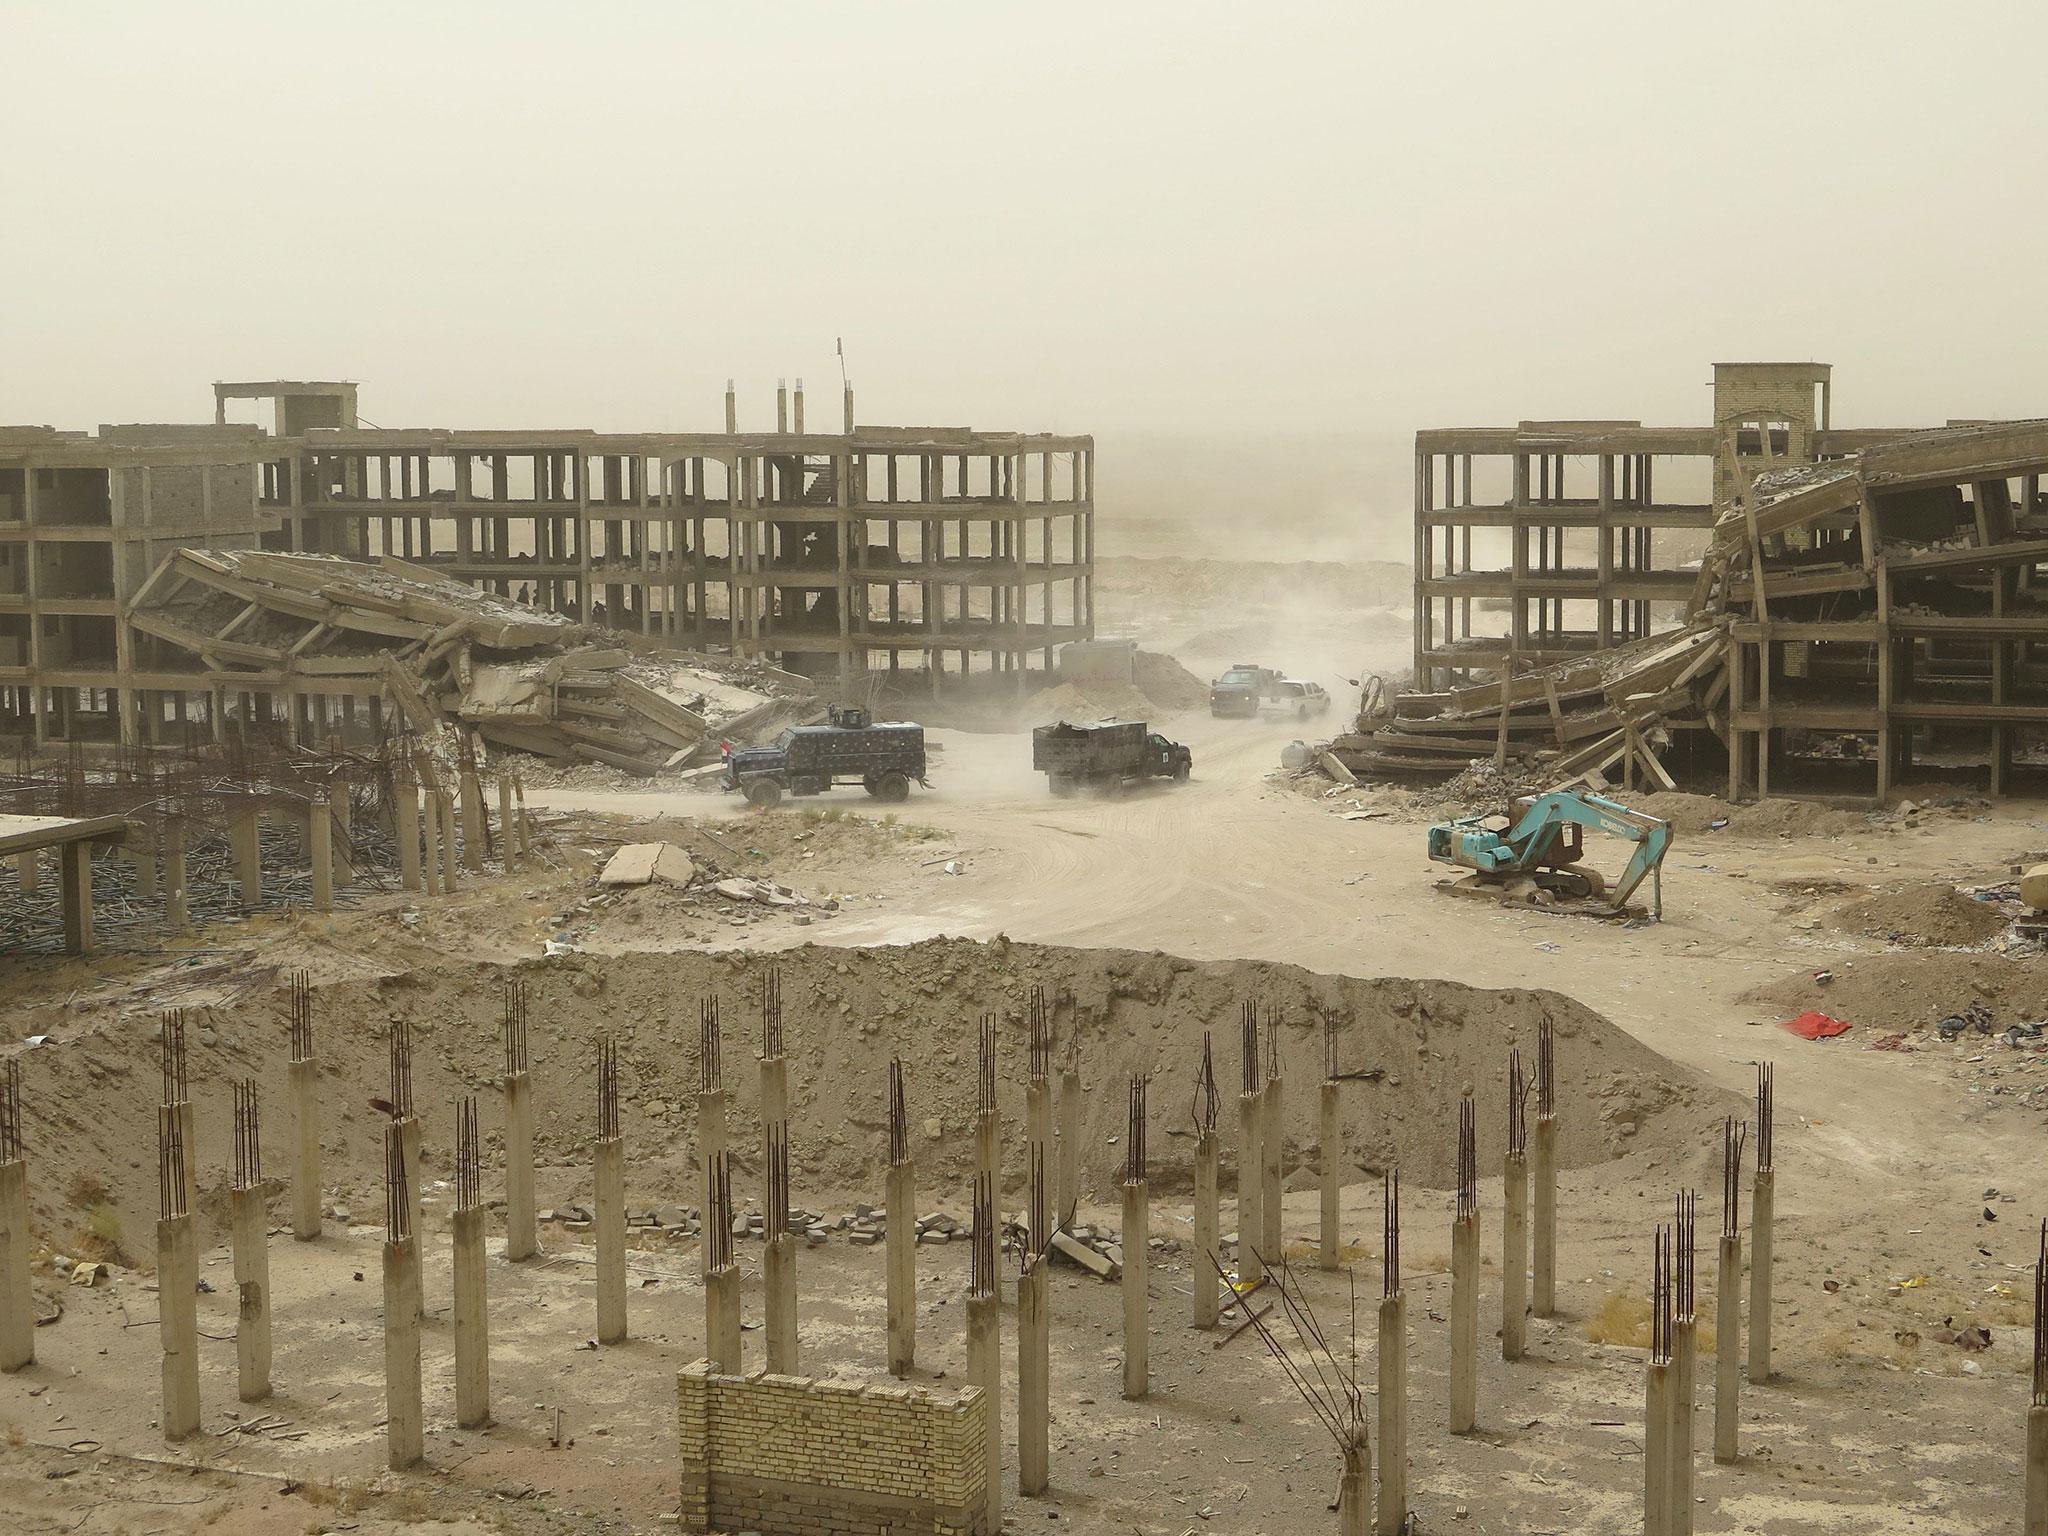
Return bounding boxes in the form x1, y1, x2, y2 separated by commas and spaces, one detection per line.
1427, 789, 1672, 920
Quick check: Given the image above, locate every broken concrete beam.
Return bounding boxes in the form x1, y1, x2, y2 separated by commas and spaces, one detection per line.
599, 843, 697, 888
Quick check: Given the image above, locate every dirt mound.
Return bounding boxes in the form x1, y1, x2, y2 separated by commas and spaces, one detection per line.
1131, 648, 1210, 711
8, 938, 1729, 1245
1744, 951, 2048, 1034
1022, 680, 1156, 727
1831, 882, 2011, 948
1630, 791, 1876, 840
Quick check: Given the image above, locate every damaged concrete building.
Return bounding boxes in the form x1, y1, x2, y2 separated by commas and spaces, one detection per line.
0, 381, 1095, 750
1348, 363, 2048, 800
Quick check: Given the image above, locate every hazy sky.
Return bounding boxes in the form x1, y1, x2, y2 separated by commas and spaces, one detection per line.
5, 1, 2045, 444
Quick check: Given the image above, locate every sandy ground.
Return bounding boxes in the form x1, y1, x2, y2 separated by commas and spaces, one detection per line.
3, 620, 2047, 1530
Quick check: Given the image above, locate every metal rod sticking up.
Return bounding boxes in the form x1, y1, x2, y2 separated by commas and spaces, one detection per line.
384, 1121, 410, 1242
456, 1095, 480, 1212
1538, 1016, 1554, 1119
1676, 1191, 1696, 1318
700, 997, 723, 1094
161, 1008, 188, 1105
503, 979, 529, 1077
1123, 1074, 1147, 1185
888, 1055, 908, 1166
1721, 1119, 1748, 1240
1241, 998, 1260, 1097
2034, 1218, 2048, 1410
598, 1035, 620, 1142
1383, 1168, 1401, 1298
978, 1011, 997, 1117
0, 1061, 20, 1164
768, 1121, 790, 1238
289, 970, 312, 1064
232, 1079, 262, 1192
1322, 1013, 1338, 1081
761, 963, 783, 1059
1029, 986, 1050, 1083
1027, 1143, 1050, 1265
971, 1170, 996, 1300
388, 1017, 414, 1121
1755, 1062, 1774, 1173
1193, 1031, 1218, 1140
706, 1151, 734, 1270
1456, 1088, 1477, 1225
1507, 1048, 1529, 1160
158, 1104, 188, 1221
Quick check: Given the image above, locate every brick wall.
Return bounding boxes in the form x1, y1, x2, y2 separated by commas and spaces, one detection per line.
677, 1362, 989, 1536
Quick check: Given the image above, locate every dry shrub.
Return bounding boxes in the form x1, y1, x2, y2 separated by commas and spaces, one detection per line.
66, 1173, 109, 1207
1585, 1292, 1652, 1348
72, 1203, 130, 1267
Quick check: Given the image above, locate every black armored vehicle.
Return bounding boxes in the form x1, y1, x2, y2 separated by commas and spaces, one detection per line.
724, 706, 928, 809
1031, 719, 1192, 796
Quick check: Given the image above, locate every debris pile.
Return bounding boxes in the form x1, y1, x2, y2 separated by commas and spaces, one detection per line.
134, 550, 816, 774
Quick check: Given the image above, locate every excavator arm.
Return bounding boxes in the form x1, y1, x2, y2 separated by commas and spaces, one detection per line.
1503, 791, 1671, 913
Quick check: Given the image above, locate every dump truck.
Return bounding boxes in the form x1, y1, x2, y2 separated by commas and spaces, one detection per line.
1209, 663, 1286, 718
723, 705, 927, 809
1031, 719, 1192, 796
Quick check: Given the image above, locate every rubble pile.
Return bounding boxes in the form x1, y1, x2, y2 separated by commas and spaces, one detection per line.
133, 549, 817, 774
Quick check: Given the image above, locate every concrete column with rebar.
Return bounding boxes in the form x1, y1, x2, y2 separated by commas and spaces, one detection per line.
968, 1170, 1002, 1532
231, 1184, 271, 1402
1749, 1066, 1776, 1387
1319, 1079, 1341, 1270
1057, 1058, 1081, 1226
1194, 1130, 1219, 1328
417, 782, 441, 895
1340, 1430, 1370, 1536
159, 1211, 201, 1440
2028, 1404, 2048, 1536
309, 793, 333, 911
1018, 1257, 1049, 1496
1503, 1050, 1531, 1362
1534, 1020, 1558, 1319
453, 1205, 490, 1426
438, 791, 461, 891
1450, 1092, 1479, 1435
594, 1136, 625, 1343
1261, 1069, 1283, 1265
1, 1066, 34, 1373
384, 1232, 423, 1467
1237, 1089, 1264, 1286
886, 1157, 916, 1376
1120, 1074, 1148, 1401
1377, 1173, 1407, 1536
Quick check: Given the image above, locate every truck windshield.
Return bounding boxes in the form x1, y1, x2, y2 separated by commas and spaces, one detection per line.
1219, 669, 1258, 684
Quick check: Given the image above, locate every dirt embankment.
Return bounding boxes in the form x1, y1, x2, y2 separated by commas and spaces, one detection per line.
1831, 881, 2012, 948
7, 938, 1729, 1253
1744, 952, 2048, 1034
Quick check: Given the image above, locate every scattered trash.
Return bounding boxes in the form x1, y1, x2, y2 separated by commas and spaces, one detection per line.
1782, 1011, 1852, 1041
1708, 817, 1730, 830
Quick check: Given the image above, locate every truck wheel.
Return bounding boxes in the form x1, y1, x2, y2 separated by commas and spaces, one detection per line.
875, 771, 910, 803
1173, 760, 1191, 783
744, 778, 784, 810
1048, 775, 1074, 799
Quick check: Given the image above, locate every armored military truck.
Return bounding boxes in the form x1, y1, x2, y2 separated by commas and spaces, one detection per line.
1031, 719, 1192, 796
723, 706, 927, 809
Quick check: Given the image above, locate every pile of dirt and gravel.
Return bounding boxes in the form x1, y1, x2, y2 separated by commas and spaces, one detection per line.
1628, 791, 1878, 840
5, 938, 1730, 1246
1830, 881, 2012, 948
1745, 951, 2048, 1035
1023, 648, 1209, 726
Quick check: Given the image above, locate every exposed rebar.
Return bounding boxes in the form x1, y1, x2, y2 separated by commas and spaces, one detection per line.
1192, 1030, 1219, 1140
761, 963, 783, 1059
1721, 1118, 1748, 1240
1027, 1143, 1050, 1262
160, 1008, 188, 1105
232, 1078, 262, 1191
1675, 1190, 1697, 1321
384, 1120, 410, 1242
1537, 1015, 1554, 1119
888, 1055, 908, 1166
1507, 1048, 1528, 1160
706, 1151, 734, 1270
157, 1103, 188, 1222
1383, 1167, 1401, 1299
0, 1060, 20, 1163
597, 1035, 620, 1142
2033, 1218, 2047, 1408
1241, 998, 1260, 1097
288, 969, 313, 1063
1652, 1225, 1671, 1364
978, 1011, 996, 1115
970, 1170, 996, 1299
1755, 1061, 1774, 1173
503, 978, 529, 1076
768, 1121, 790, 1236
387, 1017, 414, 1121
1028, 986, 1050, 1082
456, 1095, 480, 1211
1206, 1246, 1366, 1452
1322, 1013, 1338, 1082
1456, 1087, 1477, 1224
699, 997, 722, 1093
1123, 1074, 1148, 1186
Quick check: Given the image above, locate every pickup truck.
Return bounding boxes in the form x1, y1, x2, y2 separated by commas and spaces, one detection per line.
1209, 664, 1285, 717
724, 705, 928, 809
1031, 719, 1192, 796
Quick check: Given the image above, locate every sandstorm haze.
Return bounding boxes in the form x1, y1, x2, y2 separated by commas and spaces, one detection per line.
3, 0, 2046, 556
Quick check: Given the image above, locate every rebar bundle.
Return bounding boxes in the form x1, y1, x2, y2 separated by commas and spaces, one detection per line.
597, 1035, 619, 1142
970, 1170, 996, 1300
888, 1055, 908, 1167
503, 979, 529, 1076
1322, 1014, 1338, 1082
1721, 1118, 1748, 1240
1675, 1190, 1697, 1322
1207, 1246, 1367, 1452
1027, 1144, 1050, 1262
157, 1104, 188, 1222
1241, 998, 1260, 1097
1123, 1074, 1147, 1185
384, 1121, 410, 1242
160, 1008, 188, 1105
699, 997, 722, 1093
0, 1060, 21, 1163
232, 1079, 262, 1192
1456, 1088, 1477, 1224
978, 1011, 996, 1116
768, 1121, 790, 1236
1192, 1030, 1219, 1140
761, 963, 783, 1059
456, 1095, 480, 1212
1651, 1225, 1672, 1365
1028, 986, 1050, 1083
288, 970, 312, 1063
706, 1151, 734, 1269
1537, 1016, 1555, 1119
1383, 1168, 1402, 1299
388, 1018, 414, 1121
2033, 1218, 2047, 1409
1756, 1062, 1774, 1173
1507, 1048, 1528, 1160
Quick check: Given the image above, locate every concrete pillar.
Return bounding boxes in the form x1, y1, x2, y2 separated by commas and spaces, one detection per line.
1503, 1150, 1529, 1361
1121, 1178, 1148, 1400
308, 795, 333, 912
2027, 1402, 2048, 1536
967, 1291, 1003, 1533
764, 1233, 798, 1373
231, 1185, 271, 1402
1748, 1169, 1774, 1385
397, 1117, 423, 1317
595, 1136, 625, 1344
438, 791, 460, 892
697, 1089, 727, 1279
1261, 1075, 1283, 1266
397, 785, 423, 893
504, 1072, 536, 1261
1017, 1260, 1049, 1496
705, 1264, 742, 1373
1056, 1062, 1081, 1227
1450, 1211, 1479, 1434
418, 787, 441, 895
1533, 1113, 1558, 1318
459, 769, 485, 872
15, 850, 37, 893
1644, 1358, 1672, 1536
1193, 1131, 1219, 1329
1026, 1079, 1051, 1249
175, 1101, 196, 1228
514, 772, 531, 857
1339, 1430, 1370, 1536
163, 819, 188, 930
157, 1212, 200, 1442
1672, 1316, 1697, 1534
452, 1206, 490, 1428
231, 802, 261, 908
0, 1159, 34, 1371
383, 1234, 423, 1469
1237, 1091, 1264, 1285
59, 841, 93, 954
130, 840, 159, 898
496, 773, 516, 872
975, 1107, 998, 1211
1714, 1234, 1741, 1463
886, 1160, 915, 1376
1319, 1081, 1340, 1271
289, 1058, 320, 1241
1376, 1293, 1407, 1536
